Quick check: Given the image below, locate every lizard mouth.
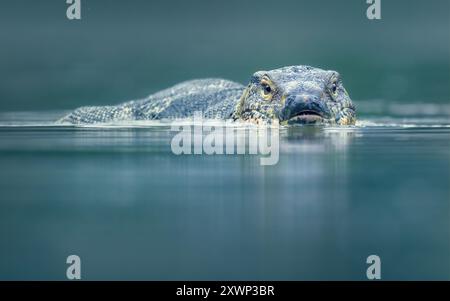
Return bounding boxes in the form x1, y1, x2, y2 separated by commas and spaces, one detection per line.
287, 110, 324, 124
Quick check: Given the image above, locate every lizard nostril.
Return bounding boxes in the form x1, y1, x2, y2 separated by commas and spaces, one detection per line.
285, 96, 295, 106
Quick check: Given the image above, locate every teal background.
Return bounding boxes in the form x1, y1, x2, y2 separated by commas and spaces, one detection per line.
0, 0, 449, 112
0, 0, 449, 280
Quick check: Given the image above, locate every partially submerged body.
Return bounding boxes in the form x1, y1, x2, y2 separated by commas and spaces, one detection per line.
58, 65, 356, 125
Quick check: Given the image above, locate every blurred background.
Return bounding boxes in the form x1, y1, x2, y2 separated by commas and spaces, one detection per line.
0, 0, 449, 280
0, 0, 448, 112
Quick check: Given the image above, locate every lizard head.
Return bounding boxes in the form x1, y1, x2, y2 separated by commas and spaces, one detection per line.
233, 65, 356, 125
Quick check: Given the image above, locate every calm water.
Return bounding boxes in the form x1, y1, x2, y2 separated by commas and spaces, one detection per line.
0, 0, 448, 281
0, 111, 449, 280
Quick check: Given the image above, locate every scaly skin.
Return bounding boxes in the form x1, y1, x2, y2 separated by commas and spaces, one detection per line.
58, 65, 356, 125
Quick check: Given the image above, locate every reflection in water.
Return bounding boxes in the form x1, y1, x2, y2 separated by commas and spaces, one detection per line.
0, 115, 449, 280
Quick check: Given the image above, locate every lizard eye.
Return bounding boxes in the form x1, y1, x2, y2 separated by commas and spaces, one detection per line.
262, 83, 272, 95
331, 83, 337, 93
260, 76, 275, 101
330, 81, 339, 96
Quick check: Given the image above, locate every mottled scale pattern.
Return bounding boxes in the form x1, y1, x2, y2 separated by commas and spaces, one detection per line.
58, 65, 356, 125
58, 79, 244, 124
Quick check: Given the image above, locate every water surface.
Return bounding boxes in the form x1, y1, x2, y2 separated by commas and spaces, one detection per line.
0, 110, 449, 280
